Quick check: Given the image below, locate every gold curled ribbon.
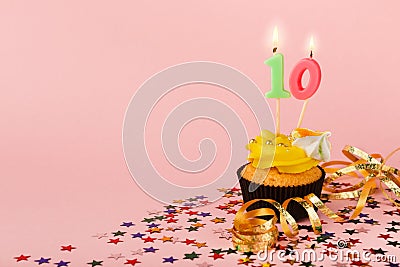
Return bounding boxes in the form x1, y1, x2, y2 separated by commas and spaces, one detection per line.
322, 145, 400, 219
231, 194, 342, 252
232, 145, 400, 252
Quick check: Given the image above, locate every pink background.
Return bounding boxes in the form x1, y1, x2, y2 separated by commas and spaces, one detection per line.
2, 0, 400, 265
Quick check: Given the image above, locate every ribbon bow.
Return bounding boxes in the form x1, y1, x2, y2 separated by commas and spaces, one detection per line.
322, 145, 400, 219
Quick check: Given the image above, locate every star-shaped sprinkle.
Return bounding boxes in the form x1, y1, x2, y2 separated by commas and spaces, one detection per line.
121, 222, 135, 227
210, 217, 225, 224
183, 251, 201, 260
146, 227, 163, 233
350, 260, 371, 266
198, 212, 211, 217
55, 260, 70, 267
238, 257, 254, 265
356, 227, 370, 233
143, 247, 159, 253
182, 238, 196, 245
108, 238, 123, 245
210, 248, 223, 254
364, 218, 379, 225
131, 249, 143, 256
185, 226, 199, 232
165, 226, 183, 232
388, 220, 400, 226
209, 253, 224, 260
315, 235, 330, 243
217, 188, 229, 192
188, 217, 201, 223
142, 236, 156, 243
192, 222, 205, 228
373, 248, 387, 255
154, 215, 166, 220
343, 229, 357, 235
142, 217, 155, 223
242, 251, 255, 258
147, 223, 160, 228
14, 255, 30, 262
386, 227, 400, 233
323, 242, 337, 249
92, 233, 108, 239
348, 219, 362, 225
60, 245, 76, 252
131, 232, 146, 239
87, 260, 103, 266
159, 236, 173, 243
108, 253, 125, 260
112, 230, 127, 236
163, 256, 178, 263
348, 238, 361, 245
224, 248, 237, 254
193, 242, 208, 248
124, 259, 140, 266
387, 240, 400, 247
35, 257, 51, 265
378, 234, 392, 240
384, 210, 395, 216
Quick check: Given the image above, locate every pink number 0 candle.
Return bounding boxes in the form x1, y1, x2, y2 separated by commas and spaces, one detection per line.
289, 58, 321, 100
289, 38, 321, 100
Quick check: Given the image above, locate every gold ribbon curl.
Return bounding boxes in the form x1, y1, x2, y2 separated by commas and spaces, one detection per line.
231, 194, 342, 252
321, 145, 400, 220
231, 145, 400, 252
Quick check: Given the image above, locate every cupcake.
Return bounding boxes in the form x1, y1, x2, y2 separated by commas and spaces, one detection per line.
237, 128, 331, 220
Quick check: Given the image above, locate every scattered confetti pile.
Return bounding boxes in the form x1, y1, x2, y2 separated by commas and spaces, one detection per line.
13, 184, 400, 266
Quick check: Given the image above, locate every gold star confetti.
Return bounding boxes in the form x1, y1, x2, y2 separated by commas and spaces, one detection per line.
192, 222, 206, 228
238, 257, 254, 265
193, 242, 208, 248
210, 217, 226, 224
147, 227, 163, 233
159, 236, 173, 243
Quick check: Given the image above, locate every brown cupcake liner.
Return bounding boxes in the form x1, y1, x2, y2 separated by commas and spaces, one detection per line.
237, 164, 325, 221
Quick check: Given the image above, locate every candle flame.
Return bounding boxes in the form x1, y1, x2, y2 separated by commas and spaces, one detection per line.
272, 26, 278, 53
309, 36, 315, 57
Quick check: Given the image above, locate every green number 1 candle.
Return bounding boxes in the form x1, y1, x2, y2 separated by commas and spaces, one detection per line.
264, 27, 291, 99
264, 53, 291, 98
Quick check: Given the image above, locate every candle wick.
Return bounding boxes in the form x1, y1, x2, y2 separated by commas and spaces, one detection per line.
310, 50, 313, 58
273, 47, 277, 54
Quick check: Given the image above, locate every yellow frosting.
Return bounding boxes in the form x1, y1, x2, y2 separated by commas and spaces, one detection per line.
246, 130, 319, 173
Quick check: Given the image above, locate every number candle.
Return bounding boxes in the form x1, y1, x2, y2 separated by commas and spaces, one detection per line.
291, 36, 322, 128
264, 27, 290, 135
264, 27, 291, 99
